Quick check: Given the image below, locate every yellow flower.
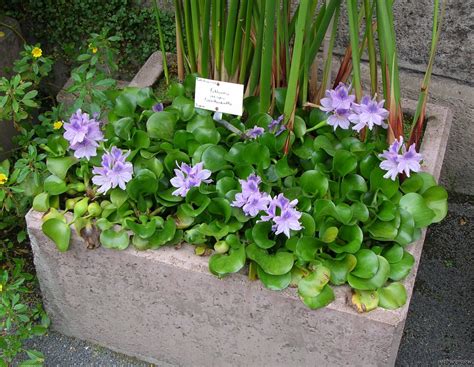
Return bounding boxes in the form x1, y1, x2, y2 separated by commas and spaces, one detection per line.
0, 31, 5, 38
0, 173, 7, 185
53, 120, 64, 130
32, 47, 42, 58
0, 284, 2, 292
89, 43, 98, 54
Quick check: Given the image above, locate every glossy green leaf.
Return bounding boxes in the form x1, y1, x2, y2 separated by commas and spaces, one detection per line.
246, 243, 294, 275
44, 175, 68, 195
328, 225, 363, 254
422, 185, 448, 223
324, 254, 357, 285
351, 289, 379, 313
300, 213, 316, 236
252, 221, 276, 249
299, 284, 335, 310
126, 169, 158, 200
112, 117, 134, 140
201, 145, 228, 172
341, 174, 368, 199
32, 192, 49, 212
351, 249, 380, 279
382, 244, 404, 264
395, 208, 415, 246
209, 235, 246, 277
333, 150, 357, 176
114, 93, 137, 117
42, 218, 71, 252
296, 236, 323, 262
347, 256, 390, 290
300, 170, 328, 197
257, 266, 291, 290
46, 157, 77, 180
298, 265, 331, 298
171, 95, 195, 121
370, 167, 399, 198
388, 250, 415, 281
100, 228, 130, 250
377, 282, 407, 309
399, 193, 436, 228
146, 111, 177, 141
149, 218, 177, 247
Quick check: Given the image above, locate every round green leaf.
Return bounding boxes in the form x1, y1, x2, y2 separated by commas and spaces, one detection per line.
193, 127, 221, 145
382, 244, 404, 264
33, 192, 50, 212
171, 95, 195, 121
295, 236, 323, 262
209, 235, 246, 277
328, 225, 363, 254
347, 256, 390, 290
422, 185, 448, 223
146, 111, 177, 141
388, 250, 415, 281
333, 150, 357, 176
46, 157, 77, 180
351, 249, 380, 279
114, 93, 137, 117
126, 169, 158, 200
377, 282, 407, 309
201, 145, 228, 172
298, 265, 331, 298
300, 170, 328, 197
399, 193, 436, 228
252, 221, 276, 249
299, 284, 335, 310
100, 228, 130, 250
246, 243, 294, 275
351, 289, 379, 312
257, 266, 291, 290
42, 217, 71, 252
44, 175, 68, 195
323, 254, 357, 285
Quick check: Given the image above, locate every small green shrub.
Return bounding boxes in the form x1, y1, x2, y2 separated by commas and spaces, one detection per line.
2, 0, 176, 77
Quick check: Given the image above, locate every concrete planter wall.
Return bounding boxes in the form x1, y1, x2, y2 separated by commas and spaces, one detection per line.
26, 52, 452, 367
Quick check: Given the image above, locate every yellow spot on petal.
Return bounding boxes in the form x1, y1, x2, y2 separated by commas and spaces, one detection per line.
32, 47, 42, 58
0, 173, 8, 185
53, 121, 63, 130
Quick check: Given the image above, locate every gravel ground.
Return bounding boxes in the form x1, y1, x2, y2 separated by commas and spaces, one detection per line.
14, 194, 474, 367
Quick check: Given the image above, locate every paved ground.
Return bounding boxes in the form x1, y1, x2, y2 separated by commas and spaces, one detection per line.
15, 194, 474, 367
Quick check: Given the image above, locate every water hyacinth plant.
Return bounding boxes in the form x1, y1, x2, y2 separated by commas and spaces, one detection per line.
32, 79, 448, 311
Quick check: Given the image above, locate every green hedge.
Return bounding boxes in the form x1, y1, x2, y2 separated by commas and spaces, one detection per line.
1, 0, 176, 77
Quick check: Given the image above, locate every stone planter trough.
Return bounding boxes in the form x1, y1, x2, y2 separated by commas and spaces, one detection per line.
26, 51, 452, 367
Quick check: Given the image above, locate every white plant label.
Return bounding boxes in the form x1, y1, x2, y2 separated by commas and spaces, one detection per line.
194, 77, 244, 116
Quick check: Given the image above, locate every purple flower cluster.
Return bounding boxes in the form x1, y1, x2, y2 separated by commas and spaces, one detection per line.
92, 147, 133, 194
379, 137, 423, 180
247, 126, 265, 139
170, 162, 213, 197
320, 83, 389, 132
232, 174, 271, 217
268, 115, 286, 136
232, 174, 302, 238
63, 109, 104, 160
261, 194, 303, 238
152, 103, 164, 112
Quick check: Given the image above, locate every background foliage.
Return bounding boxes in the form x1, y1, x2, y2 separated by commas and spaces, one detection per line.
1, 0, 176, 77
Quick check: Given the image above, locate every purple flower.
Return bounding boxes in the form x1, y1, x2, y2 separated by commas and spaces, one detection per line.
232, 174, 270, 217
247, 126, 265, 139
398, 143, 423, 177
349, 96, 389, 132
320, 83, 355, 113
92, 147, 133, 194
261, 194, 302, 238
170, 162, 212, 197
152, 103, 164, 112
379, 137, 423, 180
327, 108, 351, 130
63, 109, 104, 160
268, 115, 286, 136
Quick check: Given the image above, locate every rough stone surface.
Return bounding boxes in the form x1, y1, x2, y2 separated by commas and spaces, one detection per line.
19, 194, 474, 366
128, 51, 164, 88
25, 101, 451, 367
